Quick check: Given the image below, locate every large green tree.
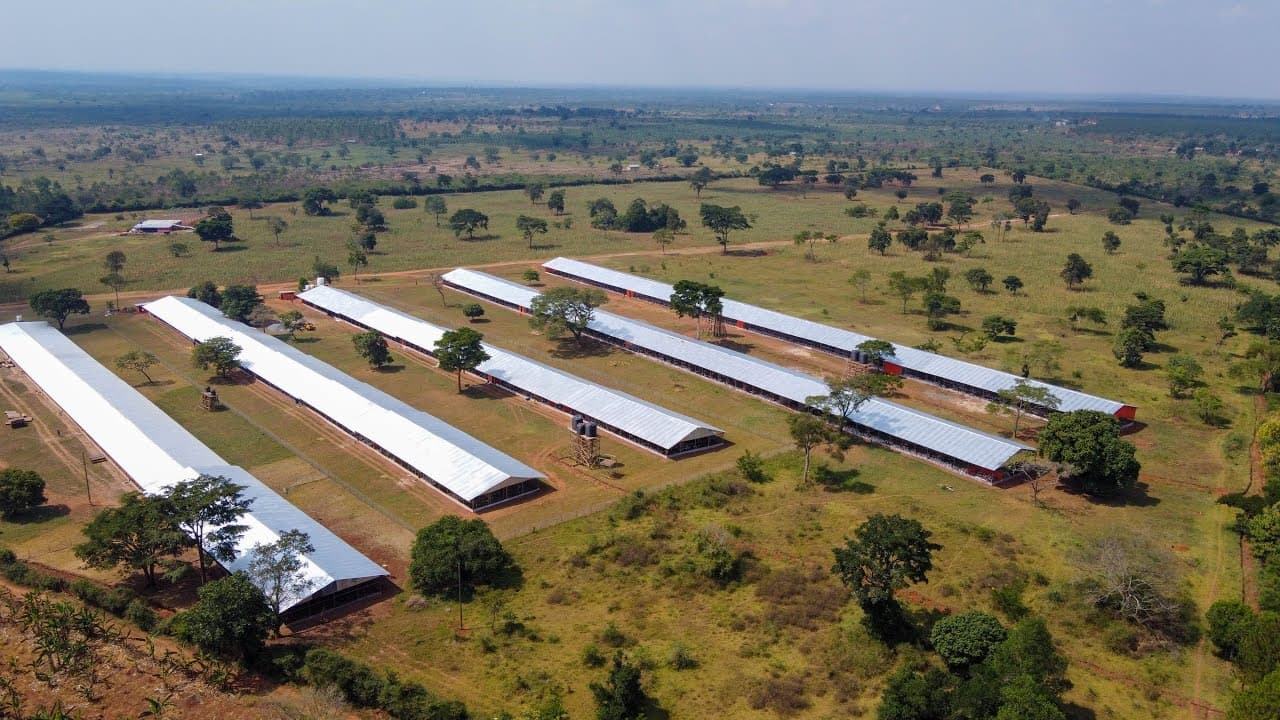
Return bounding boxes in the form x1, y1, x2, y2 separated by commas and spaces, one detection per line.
194, 207, 235, 250
1172, 243, 1229, 285
987, 379, 1060, 437
74, 492, 186, 586
1228, 668, 1280, 720
448, 209, 489, 239
669, 280, 725, 338
434, 327, 490, 392
409, 516, 514, 597
29, 288, 90, 330
352, 330, 394, 369
245, 529, 315, 635
833, 513, 940, 638
219, 284, 262, 323
302, 187, 337, 216
187, 280, 221, 308
1060, 253, 1093, 289
115, 349, 159, 384
424, 196, 448, 226
787, 414, 834, 485
699, 203, 751, 254
590, 654, 650, 720
178, 572, 274, 659
516, 214, 549, 249
529, 286, 607, 344
191, 336, 242, 378
930, 611, 1007, 670
0, 468, 45, 517
1038, 411, 1140, 496
165, 474, 253, 584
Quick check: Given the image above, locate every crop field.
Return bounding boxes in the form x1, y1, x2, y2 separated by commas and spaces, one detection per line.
0, 164, 1267, 718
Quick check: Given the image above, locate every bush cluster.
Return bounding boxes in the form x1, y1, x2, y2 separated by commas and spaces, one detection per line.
69, 579, 157, 631
301, 648, 467, 720
0, 547, 67, 592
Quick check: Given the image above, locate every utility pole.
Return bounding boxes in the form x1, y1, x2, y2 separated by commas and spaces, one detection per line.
456, 537, 465, 633
82, 450, 92, 506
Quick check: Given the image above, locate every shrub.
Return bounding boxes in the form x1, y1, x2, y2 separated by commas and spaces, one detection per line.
582, 643, 606, 667
612, 490, 651, 521
930, 612, 1007, 669
391, 197, 417, 210
303, 648, 386, 708
1207, 600, 1254, 659
668, 642, 698, 670
124, 599, 158, 631
749, 675, 810, 715
736, 451, 769, 483
70, 579, 136, 615
601, 622, 628, 648
991, 578, 1030, 621
0, 552, 66, 592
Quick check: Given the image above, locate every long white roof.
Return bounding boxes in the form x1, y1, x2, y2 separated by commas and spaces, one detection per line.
542, 257, 1129, 415
442, 269, 1031, 472
142, 296, 543, 504
298, 285, 721, 452
0, 321, 386, 611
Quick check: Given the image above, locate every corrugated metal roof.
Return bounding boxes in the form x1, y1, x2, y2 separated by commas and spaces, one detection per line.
541, 257, 1129, 415
0, 322, 387, 611
444, 269, 1031, 472
132, 219, 182, 229
142, 296, 543, 503
298, 286, 721, 452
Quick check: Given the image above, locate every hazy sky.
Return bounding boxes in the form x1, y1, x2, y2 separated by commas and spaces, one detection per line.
4, 0, 1277, 99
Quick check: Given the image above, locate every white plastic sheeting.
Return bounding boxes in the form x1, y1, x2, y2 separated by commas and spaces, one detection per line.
298, 286, 722, 454
0, 321, 387, 611
142, 296, 543, 506
542, 257, 1130, 416
442, 269, 1031, 472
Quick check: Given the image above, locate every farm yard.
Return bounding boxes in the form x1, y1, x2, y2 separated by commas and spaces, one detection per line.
2, 71, 1279, 720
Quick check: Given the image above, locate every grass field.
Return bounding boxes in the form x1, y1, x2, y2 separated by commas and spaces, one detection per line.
5, 167, 1229, 304
0, 168, 1264, 718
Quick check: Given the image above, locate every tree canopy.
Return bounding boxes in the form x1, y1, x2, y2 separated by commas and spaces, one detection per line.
0, 468, 46, 518
194, 207, 235, 250
1060, 253, 1093, 289
219, 284, 262, 323
1038, 410, 1140, 496
832, 513, 940, 610
178, 572, 274, 659
29, 288, 90, 330
75, 491, 186, 586
434, 327, 490, 392
165, 474, 253, 583
245, 529, 315, 635
699, 203, 751, 253
448, 209, 490, 239
529, 286, 607, 343
670, 280, 725, 338
191, 336, 242, 377
409, 515, 514, 597
930, 612, 1007, 670
516, 214, 549, 248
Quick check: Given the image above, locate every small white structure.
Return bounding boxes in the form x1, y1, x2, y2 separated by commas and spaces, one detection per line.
130, 219, 188, 234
